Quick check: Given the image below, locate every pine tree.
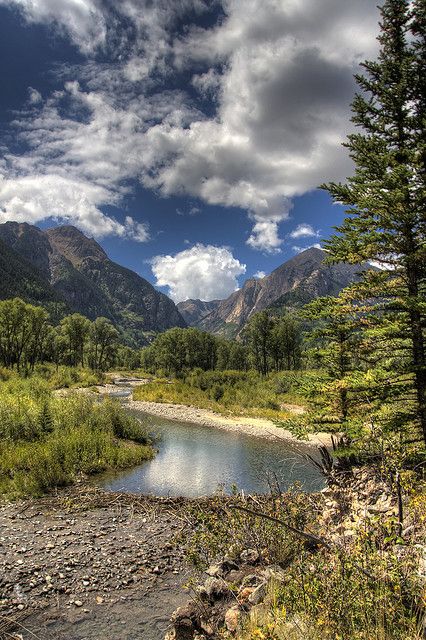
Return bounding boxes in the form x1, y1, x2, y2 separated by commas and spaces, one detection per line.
323, 0, 426, 445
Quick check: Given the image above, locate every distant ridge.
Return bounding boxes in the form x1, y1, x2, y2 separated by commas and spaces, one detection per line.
0, 222, 186, 346
187, 248, 365, 337
177, 299, 221, 326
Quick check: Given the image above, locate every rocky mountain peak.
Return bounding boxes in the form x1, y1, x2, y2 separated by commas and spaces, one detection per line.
46, 225, 108, 267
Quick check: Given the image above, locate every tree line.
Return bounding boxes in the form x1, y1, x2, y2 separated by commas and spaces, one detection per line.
0, 298, 122, 372
139, 313, 302, 376
0, 297, 304, 376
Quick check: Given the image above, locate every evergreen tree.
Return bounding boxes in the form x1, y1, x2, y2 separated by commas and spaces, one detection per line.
323, 0, 426, 445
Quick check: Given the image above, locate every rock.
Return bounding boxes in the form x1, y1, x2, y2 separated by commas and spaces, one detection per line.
224, 606, 240, 633
248, 582, 267, 606
204, 577, 230, 601
238, 586, 255, 602
74, 600, 83, 607
261, 565, 286, 583
206, 559, 238, 577
241, 574, 264, 588
170, 602, 200, 640
240, 549, 259, 565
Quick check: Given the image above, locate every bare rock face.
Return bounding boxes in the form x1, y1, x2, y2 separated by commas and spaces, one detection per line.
0, 222, 186, 345
177, 299, 221, 326
196, 248, 366, 337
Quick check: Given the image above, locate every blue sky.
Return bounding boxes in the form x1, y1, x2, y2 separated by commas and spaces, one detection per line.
0, 0, 381, 302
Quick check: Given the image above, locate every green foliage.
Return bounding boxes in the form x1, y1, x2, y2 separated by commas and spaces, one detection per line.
0, 297, 133, 373
322, 0, 426, 446
0, 378, 153, 498
182, 489, 424, 640
140, 326, 249, 376
243, 312, 302, 375
133, 370, 312, 420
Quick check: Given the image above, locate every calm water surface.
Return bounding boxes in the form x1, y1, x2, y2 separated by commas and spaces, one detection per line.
95, 402, 325, 497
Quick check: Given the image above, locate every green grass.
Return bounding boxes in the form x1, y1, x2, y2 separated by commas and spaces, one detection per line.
33, 363, 106, 388
133, 370, 320, 423
0, 376, 154, 498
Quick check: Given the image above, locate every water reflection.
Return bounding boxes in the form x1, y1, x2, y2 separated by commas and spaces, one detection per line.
96, 411, 325, 497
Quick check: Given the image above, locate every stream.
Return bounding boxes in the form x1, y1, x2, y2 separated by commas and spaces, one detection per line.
95, 389, 325, 496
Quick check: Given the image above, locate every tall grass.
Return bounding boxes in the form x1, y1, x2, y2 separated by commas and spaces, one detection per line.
133, 370, 321, 422
0, 377, 153, 498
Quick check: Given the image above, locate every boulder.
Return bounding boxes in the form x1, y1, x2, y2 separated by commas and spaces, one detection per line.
204, 577, 230, 601
240, 549, 260, 565
248, 582, 267, 606
170, 602, 200, 640
224, 606, 240, 633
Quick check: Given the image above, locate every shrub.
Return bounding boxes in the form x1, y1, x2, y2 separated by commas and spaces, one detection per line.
0, 379, 153, 498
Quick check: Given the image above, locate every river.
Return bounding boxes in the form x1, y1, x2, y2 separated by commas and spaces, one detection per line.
95, 395, 325, 496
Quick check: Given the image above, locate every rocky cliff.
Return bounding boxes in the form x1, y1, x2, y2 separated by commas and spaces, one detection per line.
195, 248, 364, 337
176, 299, 221, 326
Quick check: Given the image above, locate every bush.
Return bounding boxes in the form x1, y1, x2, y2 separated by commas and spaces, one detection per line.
0, 378, 153, 498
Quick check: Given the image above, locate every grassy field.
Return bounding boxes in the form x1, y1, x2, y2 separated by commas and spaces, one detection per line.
0, 374, 154, 498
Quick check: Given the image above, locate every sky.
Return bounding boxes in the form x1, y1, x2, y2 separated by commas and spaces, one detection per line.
0, 0, 382, 303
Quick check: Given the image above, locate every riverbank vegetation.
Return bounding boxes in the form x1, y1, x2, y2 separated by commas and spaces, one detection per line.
0, 376, 153, 498
133, 370, 314, 422
180, 472, 425, 640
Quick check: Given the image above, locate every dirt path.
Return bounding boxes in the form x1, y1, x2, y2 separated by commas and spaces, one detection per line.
0, 488, 197, 640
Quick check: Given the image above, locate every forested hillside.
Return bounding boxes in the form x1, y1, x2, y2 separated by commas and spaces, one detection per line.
0, 222, 186, 346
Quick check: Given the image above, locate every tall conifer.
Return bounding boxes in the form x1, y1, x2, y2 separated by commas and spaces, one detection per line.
323, 0, 426, 445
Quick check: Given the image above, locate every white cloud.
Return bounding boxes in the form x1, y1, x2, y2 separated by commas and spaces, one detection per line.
247, 219, 282, 253
253, 271, 266, 279
292, 242, 322, 253
151, 243, 246, 302
28, 87, 42, 104
0, 174, 149, 241
289, 223, 320, 239
0, 0, 381, 250
0, 0, 106, 53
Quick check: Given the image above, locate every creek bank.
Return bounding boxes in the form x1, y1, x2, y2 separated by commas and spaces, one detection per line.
165, 467, 426, 640
65, 380, 332, 447
127, 399, 332, 447
0, 487, 199, 640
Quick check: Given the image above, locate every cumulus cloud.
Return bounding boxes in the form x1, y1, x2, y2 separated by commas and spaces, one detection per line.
151, 244, 246, 302
0, 0, 381, 249
253, 271, 266, 279
289, 223, 320, 239
292, 242, 322, 253
0, 174, 149, 241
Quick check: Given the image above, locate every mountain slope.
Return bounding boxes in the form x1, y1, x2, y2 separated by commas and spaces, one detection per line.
0, 222, 186, 345
176, 299, 221, 325
197, 248, 364, 337
0, 236, 66, 315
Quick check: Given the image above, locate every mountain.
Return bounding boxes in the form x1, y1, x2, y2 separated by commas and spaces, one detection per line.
0, 237, 66, 314
0, 222, 186, 345
195, 248, 365, 337
176, 299, 221, 326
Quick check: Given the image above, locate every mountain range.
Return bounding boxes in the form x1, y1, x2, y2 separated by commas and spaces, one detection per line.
177, 247, 365, 338
0, 222, 185, 346
0, 222, 364, 345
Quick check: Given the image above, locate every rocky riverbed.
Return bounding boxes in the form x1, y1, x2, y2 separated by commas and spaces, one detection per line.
0, 487, 198, 640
